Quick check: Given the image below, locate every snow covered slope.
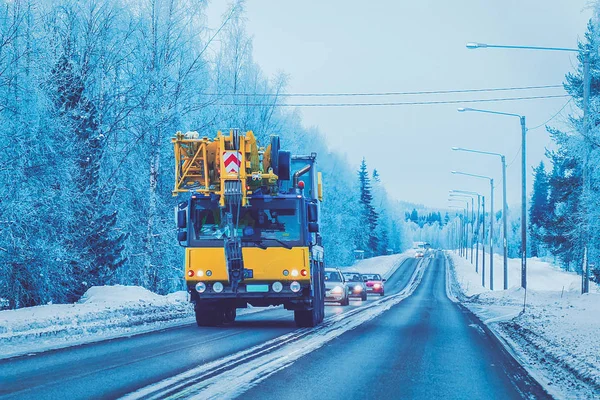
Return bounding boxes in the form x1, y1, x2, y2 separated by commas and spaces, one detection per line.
447, 251, 600, 399
338, 250, 415, 278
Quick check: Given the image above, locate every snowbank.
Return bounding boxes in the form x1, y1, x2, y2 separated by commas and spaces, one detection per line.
455, 249, 593, 294
0, 285, 195, 360
447, 251, 600, 399
338, 250, 414, 278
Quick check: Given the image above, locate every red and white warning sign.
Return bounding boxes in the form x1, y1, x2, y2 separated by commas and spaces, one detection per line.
223, 151, 242, 174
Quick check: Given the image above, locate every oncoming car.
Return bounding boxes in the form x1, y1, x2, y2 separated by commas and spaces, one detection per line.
324, 268, 349, 306
362, 273, 386, 296
415, 250, 425, 258
342, 271, 367, 301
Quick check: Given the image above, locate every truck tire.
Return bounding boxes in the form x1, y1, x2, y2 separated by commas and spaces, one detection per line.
195, 304, 222, 327
223, 306, 237, 323
294, 307, 318, 328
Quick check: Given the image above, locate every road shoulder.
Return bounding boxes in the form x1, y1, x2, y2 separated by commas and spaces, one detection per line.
445, 251, 600, 399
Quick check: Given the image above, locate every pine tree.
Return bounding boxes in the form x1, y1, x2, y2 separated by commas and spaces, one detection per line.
50, 55, 126, 300
358, 158, 379, 256
410, 209, 419, 224
529, 161, 551, 257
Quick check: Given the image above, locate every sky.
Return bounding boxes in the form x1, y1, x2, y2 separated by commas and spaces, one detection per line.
207, 0, 594, 211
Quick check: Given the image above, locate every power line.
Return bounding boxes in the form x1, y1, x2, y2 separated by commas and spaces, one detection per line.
207, 84, 563, 97
528, 98, 573, 131
216, 94, 569, 107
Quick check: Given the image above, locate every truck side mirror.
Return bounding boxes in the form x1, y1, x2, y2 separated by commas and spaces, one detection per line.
308, 222, 319, 233
177, 231, 187, 242
308, 203, 318, 223
177, 209, 187, 228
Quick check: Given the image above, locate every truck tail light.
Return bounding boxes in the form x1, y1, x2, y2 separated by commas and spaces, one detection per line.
187, 270, 194, 277
301, 269, 307, 277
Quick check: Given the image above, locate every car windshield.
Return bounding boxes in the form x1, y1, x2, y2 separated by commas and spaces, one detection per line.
343, 273, 362, 282
324, 270, 342, 282
190, 199, 301, 243
362, 274, 382, 281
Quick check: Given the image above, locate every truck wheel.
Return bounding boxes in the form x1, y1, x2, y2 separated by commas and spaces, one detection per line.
195, 304, 222, 327
294, 292, 322, 328
223, 306, 237, 323
294, 308, 317, 328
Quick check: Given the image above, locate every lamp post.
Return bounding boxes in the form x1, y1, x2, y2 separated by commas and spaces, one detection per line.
450, 194, 477, 264
449, 204, 467, 255
453, 171, 495, 290
464, 41, 591, 293
453, 147, 508, 289
449, 198, 470, 260
451, 191, 483, 273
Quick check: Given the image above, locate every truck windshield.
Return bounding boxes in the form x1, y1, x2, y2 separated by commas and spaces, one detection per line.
190, 199, 301, 244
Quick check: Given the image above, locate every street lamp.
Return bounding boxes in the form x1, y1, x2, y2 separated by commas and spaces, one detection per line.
449, 199, 469, 259
449, 203, 468, 256
457, 108, 525, 290
450, 194, 475, 264
464, 41, 592, 293
449, 198, 470, 260
450, 190, 484, 274
453, 171, 495, 290
452, 147, 508, 290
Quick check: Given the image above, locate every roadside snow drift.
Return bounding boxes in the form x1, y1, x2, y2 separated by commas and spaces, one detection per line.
447, 251, 600, 399
0, 285, 194, 360
340, 250, 414, 278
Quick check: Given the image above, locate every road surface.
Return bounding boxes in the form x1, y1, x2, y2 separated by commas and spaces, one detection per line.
0, 253, 549, 399
243, 251, 549, 400
0, 258, 417, 400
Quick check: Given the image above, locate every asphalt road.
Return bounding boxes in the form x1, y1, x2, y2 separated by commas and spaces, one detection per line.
242, 251, 550, 400
0, 258, 418, 400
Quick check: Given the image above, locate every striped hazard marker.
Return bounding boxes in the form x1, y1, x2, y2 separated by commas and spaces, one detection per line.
223, 151, 242, 174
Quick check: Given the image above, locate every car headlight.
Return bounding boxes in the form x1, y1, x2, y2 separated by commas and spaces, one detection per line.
354, 285, 363, 292
331, 286, 343, 294
374, 283, 381, 289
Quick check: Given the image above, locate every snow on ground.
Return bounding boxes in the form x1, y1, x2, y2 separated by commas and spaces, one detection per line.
453, 249, 592, 295
339, 249, 415, 278
0, 252, 414, 360
0, 285, 273, 360
447, 251, 600, 399
0, 285, 195, 360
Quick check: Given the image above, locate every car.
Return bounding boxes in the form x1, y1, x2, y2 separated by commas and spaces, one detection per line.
362, 273, 386, 296
415, 250, 424, 258
342, 270, 368, 301
324, 268, 349, 306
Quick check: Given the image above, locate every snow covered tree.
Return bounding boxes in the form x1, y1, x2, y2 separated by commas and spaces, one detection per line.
529, 161, 551, 257
357, 158, 379, 256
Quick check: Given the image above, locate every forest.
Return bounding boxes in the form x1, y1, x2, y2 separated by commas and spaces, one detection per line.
0, 0, 412, 309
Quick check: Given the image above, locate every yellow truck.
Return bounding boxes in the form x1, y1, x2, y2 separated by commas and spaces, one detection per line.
172, 129, 325, 327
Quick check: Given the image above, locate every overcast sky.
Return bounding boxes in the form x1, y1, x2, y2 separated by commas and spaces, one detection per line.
207, 0, 593, 211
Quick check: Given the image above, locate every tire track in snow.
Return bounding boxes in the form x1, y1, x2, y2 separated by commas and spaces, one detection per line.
122, 257, 430, 400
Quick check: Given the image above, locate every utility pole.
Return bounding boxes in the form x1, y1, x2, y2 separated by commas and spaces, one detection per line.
582, 51, 591, 294
482, 195, 486, 288
490, 178, 494, 290
520, 115, 527, 290
501, 155, 508, 289
475, 195, 481, 273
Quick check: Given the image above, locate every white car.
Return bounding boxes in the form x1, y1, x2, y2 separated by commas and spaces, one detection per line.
324, 268, 349, 306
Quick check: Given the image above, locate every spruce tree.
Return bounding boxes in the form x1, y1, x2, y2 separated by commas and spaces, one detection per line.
529, 161, 550, 257
358, 158, 379, 257
51, 55, 126, 300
